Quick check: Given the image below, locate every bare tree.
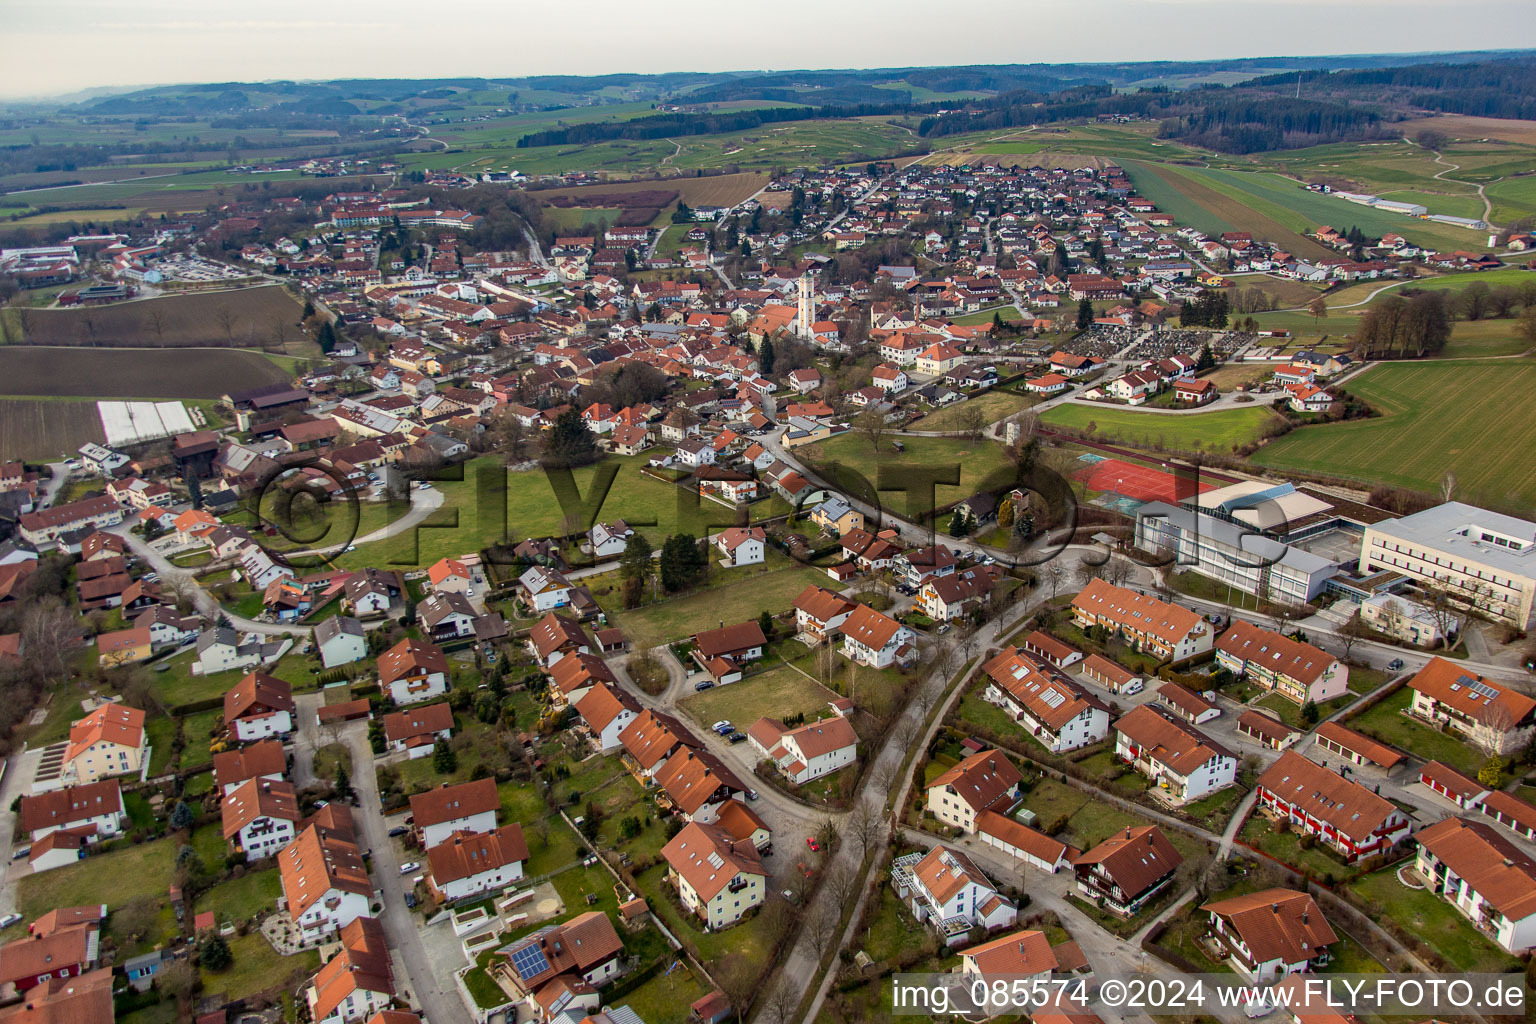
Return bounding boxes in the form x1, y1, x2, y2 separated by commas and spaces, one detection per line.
1440, 472, 1457, 504
714, 955, 761, 1024
853, 404, 888, 454
1307, 295, 1328, 325
1336, 611, 1367, 664
955, 402, 988, 442
762, 978, 801, 1024
1464, 700, 1532, 757
269, 317, 291, 354
1074, 555, 1103, 588
1104, 553, 1134, 587
1042, 561, 1067, 601
814, 815, 838, 851
13, 303, 34, 341
145, 303, 167, 346
1416, 583, 1466, 651
215, 304, 237, 344
804, 903, 840, 962
847, 801, 887, 858
823, 861, 858, 907
815, 641, 839, 684
22, 598, 83, 682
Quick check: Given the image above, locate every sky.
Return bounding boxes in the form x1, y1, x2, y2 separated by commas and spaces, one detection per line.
4, 0, 1536, 100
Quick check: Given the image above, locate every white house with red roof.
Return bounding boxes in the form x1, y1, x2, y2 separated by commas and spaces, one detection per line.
747, 716, 858, 784
714, 527, 766, 567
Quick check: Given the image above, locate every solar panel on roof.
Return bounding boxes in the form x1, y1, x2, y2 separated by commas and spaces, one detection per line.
510, 943, 550, 980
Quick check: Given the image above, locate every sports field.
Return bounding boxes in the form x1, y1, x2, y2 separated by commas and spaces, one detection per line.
1253, 361, 1536, 509
1040, 403, 1282, 453
1073, 458, 1215, 504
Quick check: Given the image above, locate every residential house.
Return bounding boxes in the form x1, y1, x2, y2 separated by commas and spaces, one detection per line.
1201, 889, 1337, 981
377, 637, 450, 705
574, 684, 642, 753
409, 778, 500, 849
1071, 579, 1212, 661
419, 591, 479, 641
213, 740, 286, 795
1114, 705, 1238, 803
840, 604, 916, 669
306, 917, 394, 1024
381, 702, 454, 759
1406, 657, 1536, 756
224, 672, 295, 743
792, 584, 856, 644
518, 566, 575, 613
926, 749, 1022, 832
1155, 682, 1220, 726
980, 647, 1110, 753
17, 782, 123, 843
917, 566, 997, 622
714, 527, 766, 567
957, 929, 1057, 983
890, 845, 1017, 946
1412, 816, 1536, 953
59, 703, 145, 786
426, 557, 474, 596
589, 521, 635, 559
747, 716, 858, 784
220, 778, 300, 860
425, 825, 529, 901
315, 616, 368, 669
1074, 825, 1184, 916
279, 824, 372, 947
661, 821, 766, 931
489, 912, 624, 1021
1255, 751, 1411, 863
809, 496, 864, 536
527, 611, 590, 668
1215, 622, 1347, 706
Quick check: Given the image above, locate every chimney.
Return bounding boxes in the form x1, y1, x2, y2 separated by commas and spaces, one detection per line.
1124, 827, 1131, 840
1302, 910, 1309, 925
1272, 903, 1280, 914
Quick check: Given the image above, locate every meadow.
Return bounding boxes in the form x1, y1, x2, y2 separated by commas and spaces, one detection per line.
1039, 402, 1283, 453
1253, 360, 1536, 509
798, 432, 1013, 511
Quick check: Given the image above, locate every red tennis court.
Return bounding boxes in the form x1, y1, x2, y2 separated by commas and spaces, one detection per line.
1073, 458, 1214, 504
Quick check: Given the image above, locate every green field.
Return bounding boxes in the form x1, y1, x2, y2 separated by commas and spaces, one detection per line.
1253, 360, 1536, 509
678, 663, 840, 730
1040, 403, 1283, 453
612, 563, 829, 649
908, 390, 1036, 431
798, 432, 1013, 511
336, 453, 769, 569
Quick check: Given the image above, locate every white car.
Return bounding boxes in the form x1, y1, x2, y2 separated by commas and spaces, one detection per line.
399, 861, 420, 875
0, 913, 20, 929
711, 720, 732, 733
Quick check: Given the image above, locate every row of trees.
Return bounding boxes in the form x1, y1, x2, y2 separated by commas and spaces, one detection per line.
1352, 290, 1453, 359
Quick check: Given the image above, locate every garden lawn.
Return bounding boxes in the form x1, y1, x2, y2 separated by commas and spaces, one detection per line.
678, 664, 838, 731
202, 932, 319, 1003
1040, 403, 1282, 454
1345, 686, 1482, 774
619, 962, 712, 1024
199, 866, 282, 925
612, 564, 829, 650
16, 837, 176, 924
1348, 865, 1520, 972
1237, 814, 1358, 883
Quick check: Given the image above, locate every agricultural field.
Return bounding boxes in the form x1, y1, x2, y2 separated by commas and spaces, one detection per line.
0, 398, 107, 460
531, 171, 768, 209
1253, 360, 1536, 509
1122, 161, 1334, 261
1170, 163, 1491, 253
1039, 402, 1284, 453
1483, 174, 1536, 225
0, 347, 291, 398
4, 285, 313, 353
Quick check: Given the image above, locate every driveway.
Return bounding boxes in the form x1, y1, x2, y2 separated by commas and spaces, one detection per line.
0, 747, 43, 908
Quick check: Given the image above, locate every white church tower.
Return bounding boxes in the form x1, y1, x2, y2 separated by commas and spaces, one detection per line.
796, 275, 815, 338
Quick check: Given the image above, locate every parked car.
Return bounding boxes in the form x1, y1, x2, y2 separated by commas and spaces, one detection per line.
399, 861, 420, 875
936, 624, 950, 635
9, 847, 28, 861
388, 826, 409, 838
403, 893, 418, 909
781, 889, 798, 904
806, 837, 820, 852
694, 681, 715, 692
711, 720, 732, 733
746, 789, 760, 801
1388, 658, 1405, 671
728, 732, 747, 743
0, 913, 20, 929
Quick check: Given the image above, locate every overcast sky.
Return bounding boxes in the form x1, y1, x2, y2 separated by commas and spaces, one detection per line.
4, 0, 1535, 100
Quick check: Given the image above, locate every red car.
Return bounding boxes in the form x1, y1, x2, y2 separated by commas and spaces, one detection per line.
806, 836, 820, 852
